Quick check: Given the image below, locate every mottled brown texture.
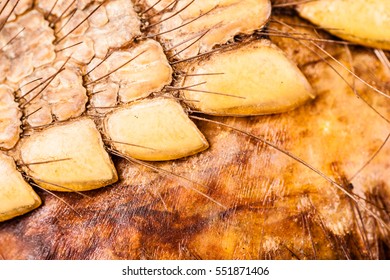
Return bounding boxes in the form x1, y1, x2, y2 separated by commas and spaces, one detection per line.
0, 1, 389, 260
1, 44, 390, 259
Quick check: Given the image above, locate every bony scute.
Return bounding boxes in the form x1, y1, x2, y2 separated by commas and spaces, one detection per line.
297, 0, 390, 50
0, 0, 389, 261
0, 0, 304, 222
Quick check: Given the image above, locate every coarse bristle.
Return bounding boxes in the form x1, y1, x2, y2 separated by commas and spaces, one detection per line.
0, 0, 389, 260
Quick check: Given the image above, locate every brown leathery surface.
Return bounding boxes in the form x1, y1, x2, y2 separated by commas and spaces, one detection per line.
0, 1, 390, 259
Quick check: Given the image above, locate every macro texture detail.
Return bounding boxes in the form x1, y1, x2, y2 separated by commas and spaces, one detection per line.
0, 0, 389, 260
